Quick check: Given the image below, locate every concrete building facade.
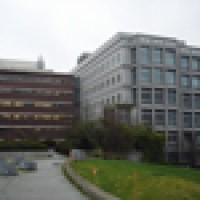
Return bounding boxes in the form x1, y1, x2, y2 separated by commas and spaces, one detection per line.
74, 32, 200, 165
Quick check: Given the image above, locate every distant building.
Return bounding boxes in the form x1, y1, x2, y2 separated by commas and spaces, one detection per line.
0, 57, 46, 71
73, 32, 200, 165
0, 57, 79, 141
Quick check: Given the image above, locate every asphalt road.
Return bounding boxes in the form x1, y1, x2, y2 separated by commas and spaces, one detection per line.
0, 159, 87, 200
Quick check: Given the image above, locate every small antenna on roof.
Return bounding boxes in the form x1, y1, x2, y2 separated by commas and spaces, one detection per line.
37, 55, 45, 69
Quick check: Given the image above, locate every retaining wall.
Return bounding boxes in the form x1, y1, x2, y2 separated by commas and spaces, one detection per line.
64, 161, 120, 200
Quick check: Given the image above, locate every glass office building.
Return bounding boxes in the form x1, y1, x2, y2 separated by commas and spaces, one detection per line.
74, 32, 200, 165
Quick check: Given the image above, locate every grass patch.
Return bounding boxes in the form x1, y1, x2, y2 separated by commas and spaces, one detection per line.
71, 160, 200, 200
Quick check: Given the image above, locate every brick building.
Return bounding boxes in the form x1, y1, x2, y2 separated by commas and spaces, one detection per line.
0, 58, 79, 140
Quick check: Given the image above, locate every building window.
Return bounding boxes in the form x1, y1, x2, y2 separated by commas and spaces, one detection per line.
195, 113, 200, 128
183, 112, 192, 128
168, 89, 176, 105
181, 76, 189, 87
117, 53, 120, 64
152, 48, 162, 64
180, 56, 189, 70
3, 114, 11, 119
139, 47, 149, 64
168, 131, 178, 142
183, 132, 192, 144
112, 96, 115, 104
141, 88, 152, 104
132, 68, 136, 85
117, 74, 120, 83
107, 98, 109, 104
153, 68, 162, 84
182, 93, 192, 108
13, 114, 20, 120
107, 79, 110, 87
155, 110, 165, 125
166, 70, 176, 85
192, 57, 200, 71
117, 93, 120, 103
196, 135, 200, 145
131, 48, 136, 64
112, 56, 115, 66
107, 60, 110, 68
53, 115, 60, 120
101, 82, 104, 89
141, 109, 152, 125
195, 94, 200, 108
14, 101, 24, 107
192, 76, 200, 88
112, 77, 115, 85
155, 88, 164, 104
2, 101, 12, 107
165, 49, 175, 66
132, 88, 137, 105
168, 110, 177, 126
140, 68, 151, 83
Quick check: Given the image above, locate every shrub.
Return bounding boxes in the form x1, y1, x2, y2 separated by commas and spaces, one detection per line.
0, 140, 48, 151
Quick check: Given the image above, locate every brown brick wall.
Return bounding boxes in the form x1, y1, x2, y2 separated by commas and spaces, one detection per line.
0, 70, 78, 140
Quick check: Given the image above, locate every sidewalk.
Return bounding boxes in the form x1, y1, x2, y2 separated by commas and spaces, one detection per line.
0, 159, 87, 200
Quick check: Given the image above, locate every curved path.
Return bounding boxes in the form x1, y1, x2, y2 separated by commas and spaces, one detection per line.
0, 159, 87, 200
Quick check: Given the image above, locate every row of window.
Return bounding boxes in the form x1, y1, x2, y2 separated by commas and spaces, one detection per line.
180, 56, 200, 71
0, 88, 73, 96
82, 46, 200, 86
1, 114, 73, 120
82, 52, 120, 82
182, 93, 200, 108
33, 127, 68, 132
141, 109, 176, 126
135, 67, 176, 85
181, 76, 200, 88
133, 88, 176, 105
0, 127, 68, 132
105, 93, 121, 104
135, 89, 200, 108
131, 47, 175, 65
0, 75, 71, 85
133, 67, 200, 88
0, 101, 72, 108
131, 47, 200, 69
85, 74, 120, 95
167, 131, 199, 144
141, 109, 200, 127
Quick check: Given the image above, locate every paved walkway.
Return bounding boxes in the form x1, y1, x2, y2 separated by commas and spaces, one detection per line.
0, 159, 87, 200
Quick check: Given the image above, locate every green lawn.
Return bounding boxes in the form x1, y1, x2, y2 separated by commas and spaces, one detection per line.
71, 160, 200, 200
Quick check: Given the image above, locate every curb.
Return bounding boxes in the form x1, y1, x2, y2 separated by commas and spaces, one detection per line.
63, 162, 120, 200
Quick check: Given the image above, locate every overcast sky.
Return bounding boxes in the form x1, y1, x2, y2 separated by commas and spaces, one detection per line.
0, 0, 199, 72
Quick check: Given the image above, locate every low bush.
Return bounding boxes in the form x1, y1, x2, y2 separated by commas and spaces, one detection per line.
0, 140, 48, 150
55, 141, 71, 155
